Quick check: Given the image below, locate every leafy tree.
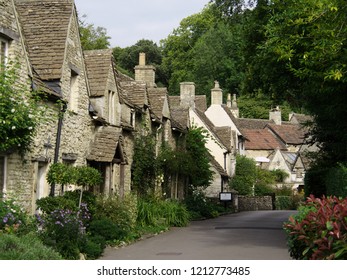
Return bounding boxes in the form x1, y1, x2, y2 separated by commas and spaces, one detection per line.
185, 126, 213, 189
79, 15, 111, 50
261, 0, 347, 167
113, 39, 165, 85
161, 4, 219, 94
230, 155, 257, 195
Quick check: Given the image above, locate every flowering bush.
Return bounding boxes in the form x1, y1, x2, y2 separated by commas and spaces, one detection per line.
0, 199, 27, 234
284, 195, 347, 260
0, 62, 43, 154
36, 203, 91, 259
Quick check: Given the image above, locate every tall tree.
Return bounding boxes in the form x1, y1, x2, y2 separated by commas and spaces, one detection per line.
261, 0, 347, 166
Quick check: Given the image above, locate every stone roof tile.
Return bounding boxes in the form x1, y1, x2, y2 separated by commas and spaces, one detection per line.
242, 129, 287, 150
15, 0, 73, 80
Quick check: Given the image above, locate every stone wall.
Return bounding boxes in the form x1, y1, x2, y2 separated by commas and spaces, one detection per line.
238, 195, 274, 211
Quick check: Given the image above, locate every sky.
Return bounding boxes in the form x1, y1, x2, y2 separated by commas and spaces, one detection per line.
74, 0, 210, 48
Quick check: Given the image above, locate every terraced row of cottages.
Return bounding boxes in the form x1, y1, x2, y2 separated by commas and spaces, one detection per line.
1, 0, 313, 213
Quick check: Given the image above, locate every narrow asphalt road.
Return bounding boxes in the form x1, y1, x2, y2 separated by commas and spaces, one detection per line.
99, 210, 296, 260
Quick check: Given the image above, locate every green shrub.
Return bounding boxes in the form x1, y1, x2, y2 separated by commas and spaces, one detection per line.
0, 232, 62, 260
304, 164, 328, 197
284, 195, 347, 260
81, 236, 105, 260
275, 196, 292, 210
230, 156, 256, 195
88, 217, 127, 244
183, 189, 222, 220
160, 200, 190, 227
94, 193, 137, 233
325, 164, 347, 198
36, 195, 77, 214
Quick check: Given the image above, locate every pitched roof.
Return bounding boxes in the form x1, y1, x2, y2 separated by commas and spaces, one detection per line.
209, 155, 229, 178
242, 129, 287, 150
167, 95, 207, 111
290, 113, 313, 125
15, 0, 73, 80
170, 108, 189, 132
119, 79, 148, 108
87, 126, 126, 163
267, 123, 306, 145
147, 87, 168, 120
84, 49, 114, 97
194, 109, 231, 151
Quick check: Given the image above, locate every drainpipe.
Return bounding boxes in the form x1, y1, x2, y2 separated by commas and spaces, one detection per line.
50, 103, 67, 197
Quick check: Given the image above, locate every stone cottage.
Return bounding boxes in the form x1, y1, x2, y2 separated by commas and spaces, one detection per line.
0, 0, 95, 212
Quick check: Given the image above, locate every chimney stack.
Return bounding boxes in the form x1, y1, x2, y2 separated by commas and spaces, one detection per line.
211, 81, 223, 105
180, 82, 196, 109
269, 106, 282, 125
229, 93, 239, 118
135, 52, 156, 88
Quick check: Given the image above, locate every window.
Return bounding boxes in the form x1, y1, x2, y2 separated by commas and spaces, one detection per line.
69, 69, 79, 112
0, 37, 8, 69
108, 90, 115, 124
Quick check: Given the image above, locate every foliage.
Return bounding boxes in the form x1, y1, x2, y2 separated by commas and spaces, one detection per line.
0, 62, 43, 155
260, 0, 347, 169
94, 194, 138, 233
46, 163, 102, 188
325, 164, 347, 198
254, 168, 275, 196
185, 126, 213, 189
183, 189, 224, 220
36, 203, 91, 259
0, 199, 28, 234
131, 130, 158, 196
79, 14, 111, 50
161, 4, 220, 95
230, 155, 256, 195
284, 195, 347, 260
113, 39, 166, 85
137, 197, 189, 228
0, 232, 62, 260
304, 164, 329, 197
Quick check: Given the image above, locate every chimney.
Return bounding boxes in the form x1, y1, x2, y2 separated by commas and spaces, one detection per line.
270, 106, 282, 125
134, 52, 156, 88
229, 93, 239, 118
211, 81, 223, 105
180, 82, 195, 109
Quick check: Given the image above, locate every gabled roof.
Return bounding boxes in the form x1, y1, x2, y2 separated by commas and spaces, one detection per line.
209, 155, 229, 178
118, 79, 148, 108
242, 129, 287, 150
167, 95, 207, 112
84, 49, 114, 97
87, 126, 127, 163
220, 105, 274, 135
170, 108, 189, 132
267, 123, 306, 145
147, 87, 169, 120
15, 0, 73, 80
290, 113, 313, 125
194, 109, 231, 151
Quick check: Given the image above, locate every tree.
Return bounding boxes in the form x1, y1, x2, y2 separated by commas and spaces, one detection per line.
79, 15, 111, 50
185, 126, 213, 189
261, 0, 347, 167
113, 40, 165, 85
161, 4, 219, 94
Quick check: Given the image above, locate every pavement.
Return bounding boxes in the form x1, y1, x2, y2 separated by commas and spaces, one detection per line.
98, 210, 297, 260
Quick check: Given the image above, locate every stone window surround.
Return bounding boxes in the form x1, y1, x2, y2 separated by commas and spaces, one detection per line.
0, 26, 19, 67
